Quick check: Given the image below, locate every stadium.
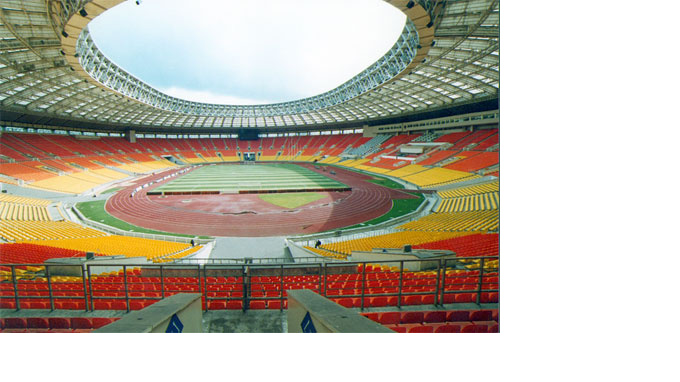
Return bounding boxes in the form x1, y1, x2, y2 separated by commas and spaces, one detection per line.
0, 0, 499, 334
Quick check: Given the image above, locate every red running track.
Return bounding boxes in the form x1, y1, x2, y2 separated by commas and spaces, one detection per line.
105, 163, 418, 237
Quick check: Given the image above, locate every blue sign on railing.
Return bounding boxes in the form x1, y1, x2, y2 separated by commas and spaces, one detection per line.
301, 312, 317, 333
165, 314, 184, 333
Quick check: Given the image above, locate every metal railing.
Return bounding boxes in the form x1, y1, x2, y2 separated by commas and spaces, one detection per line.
70, 205, 213, 245
0, 256, 498, 313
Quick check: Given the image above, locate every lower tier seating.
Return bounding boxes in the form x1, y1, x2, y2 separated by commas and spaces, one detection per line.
0, 316, 119, 333
361, 309, 499, 333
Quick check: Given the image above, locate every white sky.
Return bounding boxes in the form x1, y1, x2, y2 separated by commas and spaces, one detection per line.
88, 0, 406, 105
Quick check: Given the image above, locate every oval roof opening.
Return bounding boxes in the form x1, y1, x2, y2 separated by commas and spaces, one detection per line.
89, 0, 406, 105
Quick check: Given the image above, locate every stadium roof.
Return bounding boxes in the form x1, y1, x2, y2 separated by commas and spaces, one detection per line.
0, 0, 499, 132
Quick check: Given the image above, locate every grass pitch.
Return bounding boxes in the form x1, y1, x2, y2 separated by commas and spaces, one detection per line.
258, 192, 326, 209
153, 163, 347, 193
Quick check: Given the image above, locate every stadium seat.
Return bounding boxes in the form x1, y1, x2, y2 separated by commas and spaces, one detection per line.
226, 300, 243, 310
407, 325, 434, 333
447, 311, 470, 322
461, 324, 488, 333
111, 301, 128, 310
92, 317, 118, 329
368, 296, 388, 307
400, 311, 424, 324
70, 317, 93, 330
378, 312, 401, 325
362, 313, 379, 323
3, 317, 28, 330
386, 325, 407, 333
249, 300, 266, 309
26, 317, 49, 330
208, 300, 227, 310
93, 301, 111, 310
434, 324, 462, 333
48, 317, 71, 332
402, 295, 422, 306
267, 300, 282, 310
424, 311, 447, 323
336, 298, 356, 308
470, 310, 494, 322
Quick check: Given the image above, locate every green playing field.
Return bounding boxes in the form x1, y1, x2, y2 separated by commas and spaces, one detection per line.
152, 163, 348, 193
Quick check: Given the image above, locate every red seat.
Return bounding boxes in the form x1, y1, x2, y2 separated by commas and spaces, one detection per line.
2, 317, 28, 329
25, 301, 48, 309
0, 300, 16, 309
470, 310, 493, 321
27, 317, 49, 329
446, 310, 470, 322
226, 300, 243, 310
442, 293, 456, 304
455, 293, 475, 303
93, 301, 111, 310
402, 295, 422, 306
361, 312, 379, 323
368, 296, 387, 307
336, 298, 356, 308
130, 301, 146, 310
70, 317, 93, 330
207, 300, 226, 310
386, 325, 406, 333
377, 312, 401, 325
92, 317, 117, 329
111, 301, 128, 310
421, 294, 435, 305
489, 324, 499, 333
400, 311, 424, 324
249, 300, 266, 309
461, 324, 488, 333
48, 317, 71, 331
434, 324, 461, 333
423, 311, 447, 323
407, 325, 434, 333
267, 300, 282, 310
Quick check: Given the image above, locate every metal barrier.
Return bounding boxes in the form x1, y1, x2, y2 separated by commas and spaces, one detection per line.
70, 205, 213, 245
0, 256, 499, 313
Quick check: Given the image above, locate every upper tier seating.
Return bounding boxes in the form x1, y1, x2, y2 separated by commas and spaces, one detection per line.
398, 210, 499, 232
0, 221, 106, 242
0, 242, 92, 263
320, 231, 470, 257
20, 236, 194, 262
438, 181, 499, 199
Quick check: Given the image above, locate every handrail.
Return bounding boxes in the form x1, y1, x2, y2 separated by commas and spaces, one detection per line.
70, 204, 213, 245
0, 256, 499, 313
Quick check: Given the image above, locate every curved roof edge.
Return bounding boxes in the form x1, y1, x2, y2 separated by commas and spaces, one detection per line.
0, 97, 499, 134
